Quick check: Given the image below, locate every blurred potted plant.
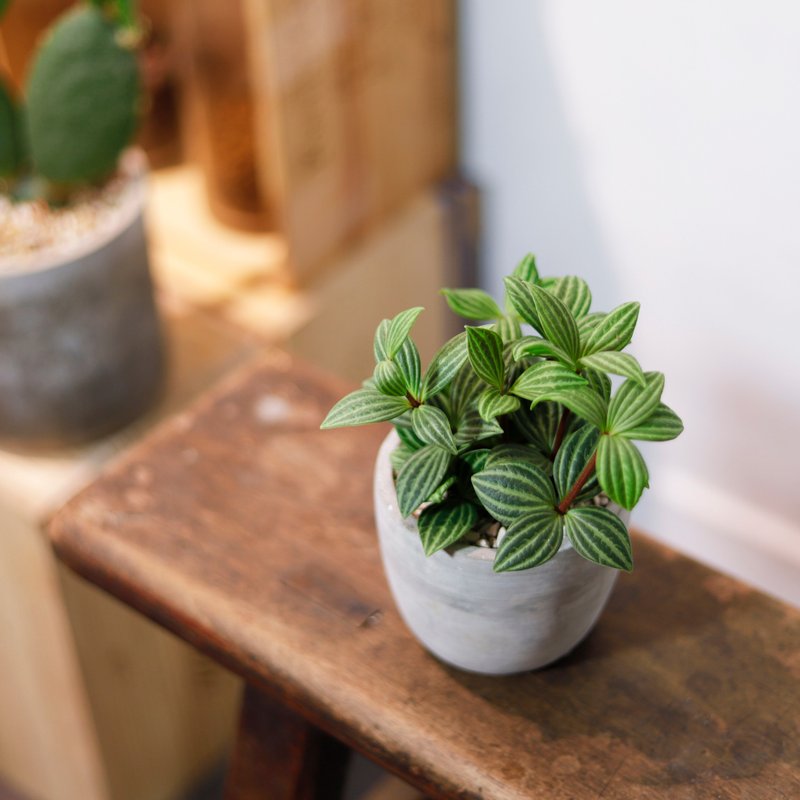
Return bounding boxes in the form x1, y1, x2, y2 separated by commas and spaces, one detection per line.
322, 255, 683, 674
0, 0, 163, 448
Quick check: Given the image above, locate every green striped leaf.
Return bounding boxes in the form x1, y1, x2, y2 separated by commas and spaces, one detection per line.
546, 386, 608, 430
421, 332, 468, 400
427, 475, 457, 505
510, 362, 587, 402
453, 408, 503, 447
373, 359, 407, 396
509, 401, 561, 452
512, 336, 575, 367
321, 388, 410, 429
579, 351, 646, 387
582, 301, 640, 356
493, 509, 563, 572
477, 387, 520, 421
472, 460, 556, 526
386, 307, 424, 357
493, 314, 523, 344
503, 276, 541, 330
390, 443, 414, 473
564, 506, 632, 571
607, 372, 665, 434
621, 402, 684, 442
395, 337, 422, 398
418, 501, 478, 555
466, 326, 506, 391
441, 288, 502, 320
553, 424, 600, 501
526, 282, 580, 360
596, 434, 649, 510
512, 253, 539, 283
396, 445, 453, 517
460, 448, 491, 474
393, 415, 425, 450
411, 404, 457, 454
542, 276, 592, 318
449, 359, 485, 418
373, 318, 391, 363
583, 367, 611, 404
486, 443, 550, 471
577, 312, 606, 342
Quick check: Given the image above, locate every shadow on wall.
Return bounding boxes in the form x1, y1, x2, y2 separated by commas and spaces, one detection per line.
459, 0, 621, 307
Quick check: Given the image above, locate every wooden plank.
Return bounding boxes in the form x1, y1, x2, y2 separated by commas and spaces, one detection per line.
49, 357, 800, 799
0, 309, 256, 800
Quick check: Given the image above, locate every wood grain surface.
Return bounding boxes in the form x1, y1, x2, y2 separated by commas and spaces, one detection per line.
50, 355, 800, 800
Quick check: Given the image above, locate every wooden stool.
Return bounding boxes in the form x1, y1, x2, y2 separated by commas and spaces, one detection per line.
49, 356, 800, 799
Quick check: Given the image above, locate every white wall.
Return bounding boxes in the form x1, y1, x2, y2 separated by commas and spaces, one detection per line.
459, 0, 800, 604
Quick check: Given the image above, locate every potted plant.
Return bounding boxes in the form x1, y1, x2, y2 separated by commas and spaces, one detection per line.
322, 255, 683, 674
0, 0, 163, 448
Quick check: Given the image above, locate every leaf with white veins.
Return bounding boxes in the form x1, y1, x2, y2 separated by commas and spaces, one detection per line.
579, 351, 646, 387
419, 501, 478, 555
477, 387, 520, 421
472, 460, 556, 526
466, 326, 506, 391
582, 301, 639, 356
441, 288, 502, 320
606, 372, 665, 434
493, 508, 563, 572
564, 506, 633, 571
411, 404, 457, 454
396, 445, 452, 517
386, 307, 424, 357
321, 389, 410, 428
596, 434, 649, 510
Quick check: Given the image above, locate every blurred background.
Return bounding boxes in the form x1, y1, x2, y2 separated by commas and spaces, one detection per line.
1, 1, 799, 799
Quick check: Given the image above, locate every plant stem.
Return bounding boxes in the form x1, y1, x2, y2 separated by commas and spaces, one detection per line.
550, 410, 571, 460
557, 451, 597, 514
406, 392, 421, 408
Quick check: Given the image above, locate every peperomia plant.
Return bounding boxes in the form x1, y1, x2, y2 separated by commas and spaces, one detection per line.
0, 0, 141, 203
321, 255, 683, 574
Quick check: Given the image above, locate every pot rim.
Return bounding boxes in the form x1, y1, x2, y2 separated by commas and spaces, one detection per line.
0, 148, 147, 279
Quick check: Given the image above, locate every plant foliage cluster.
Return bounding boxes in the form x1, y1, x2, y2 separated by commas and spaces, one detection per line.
322, 256, 683, 573
0, 0, 141, 202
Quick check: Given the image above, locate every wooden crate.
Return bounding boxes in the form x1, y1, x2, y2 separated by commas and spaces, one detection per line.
0, 307, 257, 800
243, 0, 457, 281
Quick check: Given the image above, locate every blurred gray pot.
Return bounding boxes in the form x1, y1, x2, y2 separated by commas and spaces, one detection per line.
0, 166, 164, 449
374, 432, 627, 675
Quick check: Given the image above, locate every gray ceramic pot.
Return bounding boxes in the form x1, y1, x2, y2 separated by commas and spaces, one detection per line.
0, 168, 164, 448
374, 432, 627, 675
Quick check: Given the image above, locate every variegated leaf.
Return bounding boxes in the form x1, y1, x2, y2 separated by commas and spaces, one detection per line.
582, 301, 639, 356
395, 336, 422, 398
509, 401, 561, 452
583, 367, 611, 404
564, 506, 633, 571
472, 460, 556, 526
477, 387, 520, 422
411, 404, 457, 454
512, 252, 539, 283
441, 288, 502, 320
494, 314, 523, 344
486, 443, 550, 471
466, 326, 506, 391
373, 359, 407, 396
418, 501, 478, 555
386, 306, 424, 357
460, 448, 492, 474
396, 445, 452, 517
546, 385, 608, 430
390, 443, 414, 473
527, 282, 581, 360
542, 275, 592, 318
421, 332, 468, 400
503, 276, 541, 330
510, 362, 587, 402
606, 372, 665, 434
596, 434, 649, 510
321, 388, 410, 429
427, 475, 457, 505
511, 336, 575, 367
621, 402, 684, 442
553, 424, 600, 501
393, 416, 425, 450
373, 318, 391, 363
493, 508, 563, 572
453, 408, 504, 447
579, 351, 646, 387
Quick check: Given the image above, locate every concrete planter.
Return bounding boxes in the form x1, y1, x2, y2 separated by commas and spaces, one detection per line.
0, 165, 164, 448
374, 432, 627, 675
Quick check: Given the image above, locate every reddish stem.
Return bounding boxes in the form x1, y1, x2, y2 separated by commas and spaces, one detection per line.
406, 392, 421, 408
557, 451, 597, 514
550, 410, 572, 461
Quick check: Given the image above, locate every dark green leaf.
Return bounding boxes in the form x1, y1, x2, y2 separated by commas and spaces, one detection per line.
390, 443, 414, 473
577, 312, 606, 342
503, 276, 541, 329
527, 282, 581, 360
386, 307, 424, 357
411, 404, 457, 454
453, 409, 504, 447
493, 509, 563, 572
460, 448, 491, 474
554, 425, 600, 501
472, 460, 556, 526
466, 326, 506, 391
510, 362, 587, 402
441, 288, 502, 320
486, 443, 550, 471
583, 367, 611, 404
418, 501, 478, 555
421, 332, 468, 400
393, 416, 425, 450
564, 506, 633, 571
621, 402, 684, 442
582, 301, 640, 356
607, 372, 665, 434
596, 434, 649, 510
512, 336, 575, 367
321, 389, 410, 429
396, 445, 453, 517
477, 387, 520, 421
509, 402, 561, 452
542, 276, 592, 318
494, 314, 523, 344
546, 386, 608, 430
579, 351, 646, 387
512, 252, 539, 283
0, 78, 26, 177
373, 359, 407, 396
395, 337, 422, 398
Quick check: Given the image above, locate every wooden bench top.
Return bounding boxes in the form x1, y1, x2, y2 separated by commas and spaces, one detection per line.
50, 355, 800, 800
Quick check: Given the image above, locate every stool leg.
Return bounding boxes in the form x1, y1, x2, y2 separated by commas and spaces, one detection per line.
224, 683, 351, 800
